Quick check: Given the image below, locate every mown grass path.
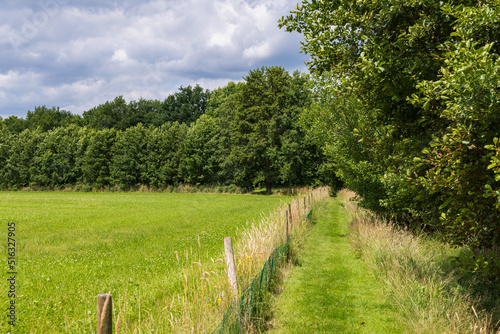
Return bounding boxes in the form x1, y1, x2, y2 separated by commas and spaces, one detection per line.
268, 198, 404, 333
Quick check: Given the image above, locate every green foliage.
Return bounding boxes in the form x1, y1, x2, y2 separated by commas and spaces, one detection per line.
27, 105, 82, 131
301, 74, 390, 212
0, 115, 27, 134
281, 1, 500, 248
0, 68, 328, 192
409, 4, 500, 247
83, 96, 130, 130
485, 138, 500, 209
0, 128, 13, 187
160, 84, 210, 125
110, 124, 150, 189
180, 114, 224, 185
29, 125, 82, 187
77, 128, 118, 188
225, 66, 292, 192
81, 85, 210, 130
109, 123, 188, 189
145, 122, 188, 187
215, 67, 320, 193
280, 0, 455, 216
126, 98, 163, 128
2, 129, 45, 188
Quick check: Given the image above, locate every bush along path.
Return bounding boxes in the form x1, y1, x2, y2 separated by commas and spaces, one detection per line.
268, 197, 404, 333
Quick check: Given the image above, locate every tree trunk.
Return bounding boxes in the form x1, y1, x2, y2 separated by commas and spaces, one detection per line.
265, 178, 272, 194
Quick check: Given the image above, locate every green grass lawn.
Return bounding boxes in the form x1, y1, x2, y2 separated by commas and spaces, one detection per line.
268, 198, 404, 333
0, 191, 287, 333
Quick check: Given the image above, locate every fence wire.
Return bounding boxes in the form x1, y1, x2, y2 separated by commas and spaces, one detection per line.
212, 240, 289, 334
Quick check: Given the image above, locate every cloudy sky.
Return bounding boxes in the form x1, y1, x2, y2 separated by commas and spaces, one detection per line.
0, 0, 308, 118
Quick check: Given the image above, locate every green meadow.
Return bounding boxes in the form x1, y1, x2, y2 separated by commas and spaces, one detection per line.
0, 191, 287, 333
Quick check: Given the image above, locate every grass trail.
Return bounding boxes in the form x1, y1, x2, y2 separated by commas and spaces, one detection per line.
268, 197, 404, 333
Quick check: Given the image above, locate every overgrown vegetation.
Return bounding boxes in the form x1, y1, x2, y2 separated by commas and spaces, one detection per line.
340, 190, 500, 333
280, 1, 500, 263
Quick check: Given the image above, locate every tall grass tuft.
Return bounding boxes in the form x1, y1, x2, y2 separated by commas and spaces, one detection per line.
339, 189, 499, 334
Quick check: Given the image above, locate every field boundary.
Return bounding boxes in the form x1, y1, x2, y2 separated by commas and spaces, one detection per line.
211, 187, 329, 333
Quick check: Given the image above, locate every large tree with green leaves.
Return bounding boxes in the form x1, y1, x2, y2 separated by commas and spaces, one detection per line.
29, 125, 82, 187
0, 116, 27, 134
76, 128, 119, 188
145, 122, 188, 187
110, 124, 150, 189
180, 114, 224, 185
1, 129, 45, 188
216, 66, 314, 193
83, 96, 130, 130
160, 85, 211, 125
27, 106, 81, 131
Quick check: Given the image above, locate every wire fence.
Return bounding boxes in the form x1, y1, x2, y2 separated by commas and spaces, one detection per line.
211, 190, 330, 333
212, 240, 290, 334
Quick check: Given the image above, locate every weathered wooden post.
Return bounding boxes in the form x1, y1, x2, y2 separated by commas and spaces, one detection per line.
296, 198, 300, 218
288, 203, 292, 226
224, 237, 238, 296
97, 293, 112, 334
285, 209, 289, 240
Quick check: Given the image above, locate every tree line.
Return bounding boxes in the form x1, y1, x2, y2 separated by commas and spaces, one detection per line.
0, 84, 210, 133
0, 67, 336, 193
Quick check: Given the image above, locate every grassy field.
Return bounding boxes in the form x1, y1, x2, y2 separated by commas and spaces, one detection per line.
0, 191, 288, 333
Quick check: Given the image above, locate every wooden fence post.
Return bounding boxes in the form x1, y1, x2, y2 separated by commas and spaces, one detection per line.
285, 209, 289, 240
288, 203, 292, 226
224, 237, 238, 296
97, 293, 112, 334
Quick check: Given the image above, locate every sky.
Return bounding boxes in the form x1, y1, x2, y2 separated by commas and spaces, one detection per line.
0, 0, 309, 118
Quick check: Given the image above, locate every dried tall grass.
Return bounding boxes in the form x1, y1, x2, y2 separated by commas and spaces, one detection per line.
339, 189, 499, 334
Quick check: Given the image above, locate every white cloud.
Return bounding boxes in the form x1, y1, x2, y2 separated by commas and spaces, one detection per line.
0, 70, 42, 92
112, 50, 128, 62
243, 40, 272, 60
